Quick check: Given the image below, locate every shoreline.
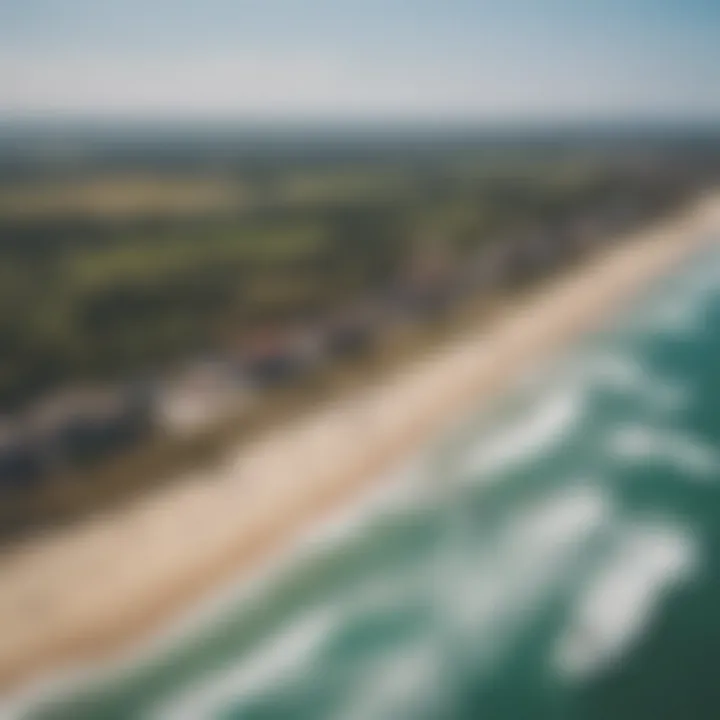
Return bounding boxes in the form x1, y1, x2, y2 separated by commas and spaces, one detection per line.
1, 194, 719, 696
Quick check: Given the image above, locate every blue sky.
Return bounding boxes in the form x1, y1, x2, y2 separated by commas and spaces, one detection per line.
1, 0, 719, 122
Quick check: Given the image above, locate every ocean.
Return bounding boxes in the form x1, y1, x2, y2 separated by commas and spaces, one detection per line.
11, 239, 720, 720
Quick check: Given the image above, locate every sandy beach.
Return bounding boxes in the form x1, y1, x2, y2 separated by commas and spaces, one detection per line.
1, 194, 719, 694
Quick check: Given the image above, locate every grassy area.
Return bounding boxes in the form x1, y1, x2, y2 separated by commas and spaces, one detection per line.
0, 157, 684, 409
0, 134, 713, 541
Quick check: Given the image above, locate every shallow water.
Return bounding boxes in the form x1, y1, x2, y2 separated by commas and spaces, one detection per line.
15, 241, 720, 720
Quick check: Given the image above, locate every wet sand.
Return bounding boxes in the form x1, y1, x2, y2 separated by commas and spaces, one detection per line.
1, 194, 719, 694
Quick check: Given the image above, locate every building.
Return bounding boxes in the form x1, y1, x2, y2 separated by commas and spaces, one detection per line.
239, 326, 324, 388
322, 302, 379, 358
25, 384, 152, 470
155, 359, 253, 435
0, 421, 43, 489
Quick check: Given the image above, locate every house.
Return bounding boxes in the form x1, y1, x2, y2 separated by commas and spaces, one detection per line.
155, 359, 253, 435
463, 244, 511, 294
0, 422, 42, 489
239, 326, 324, 388
322, 302, 379, 358
25, 384, 152, 470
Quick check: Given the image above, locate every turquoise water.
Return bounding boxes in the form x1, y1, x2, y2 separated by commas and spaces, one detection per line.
15, 241, 720, 720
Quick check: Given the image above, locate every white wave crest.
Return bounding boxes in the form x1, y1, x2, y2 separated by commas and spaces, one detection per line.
339, 640, 443, 720
148, 606, 339, 720
554, 521, 697, 680
439, 484, 613, 652
608, 424, 719, 476
459, 387, 585, 482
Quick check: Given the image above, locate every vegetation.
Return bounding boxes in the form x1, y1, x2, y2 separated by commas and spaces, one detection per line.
1, 134, 712, 412
0, 127, 719, 538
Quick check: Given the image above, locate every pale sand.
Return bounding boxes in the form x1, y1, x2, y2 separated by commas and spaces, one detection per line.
1, 195, 719, 693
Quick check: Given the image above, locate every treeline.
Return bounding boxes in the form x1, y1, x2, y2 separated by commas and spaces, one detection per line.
0, 153, 709, 411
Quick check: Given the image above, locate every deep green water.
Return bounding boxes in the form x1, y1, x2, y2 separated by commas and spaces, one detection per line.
10, 240, 720, 720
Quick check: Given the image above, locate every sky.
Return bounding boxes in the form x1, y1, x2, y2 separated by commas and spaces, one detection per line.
1, 0, 719, 124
